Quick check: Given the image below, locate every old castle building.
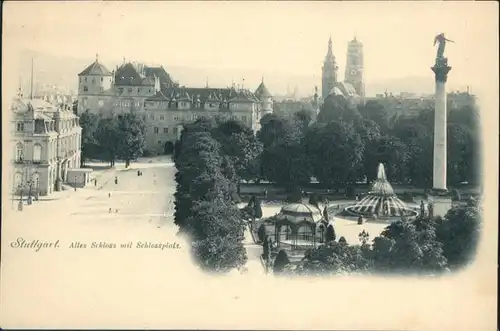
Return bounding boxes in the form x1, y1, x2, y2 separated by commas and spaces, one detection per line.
321, 36, 365, 101
11, 93, 82, 196
77, 56, 273, 154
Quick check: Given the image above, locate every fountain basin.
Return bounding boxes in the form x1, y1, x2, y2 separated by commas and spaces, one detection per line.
342, 163, 420, 221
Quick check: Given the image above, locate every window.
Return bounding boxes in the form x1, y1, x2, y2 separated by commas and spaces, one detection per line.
149, 89, 151, 93
163, 127, 168, 133
143, 115, 146, 121
92, 78, 95, 83
33, 172, 40, 188
101, 77, 103, 82
118, 88, 124, 94
150, 115, 155, 120
174, 116, 180, 121
14, 172, 22, 189
158, 140, 162, 145
16, 143, 24, 162
160, 115, 164, 120
34, 119, 45, 134
173, 128, 178, 134
32, 144, 42, 162
16, 122, 24, 132
85, 77, 88, 82
138, 88, 141, 93
242, 116, 247, 122
154, 127, 159, 134
128, 88, 133, 93
83, 86, 88, 92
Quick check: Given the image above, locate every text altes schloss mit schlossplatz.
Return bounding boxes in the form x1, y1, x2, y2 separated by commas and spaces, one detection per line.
9, 237, 181, 251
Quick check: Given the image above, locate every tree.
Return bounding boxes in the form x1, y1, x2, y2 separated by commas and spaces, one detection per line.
214, 119, 263, 181
261, 142, 311, 191
305, 121, 363, 189
189, 194, 247, 272
116, 113, 147, 167
257, 114, 301, 148
78, 110, 100, 166
435, 205, 481, 269
297, 241, 373, 275
95, 116, 120, 167
363, 135, 409, 183
294, 108, 314, 133
253, 197, 263, 219
371, 219, 447, 273
358, 100, 392, 132
173, 123, 248, 273
317, 95, 362, 124
174, 131, 226, 230
273, 249, 291, 274
325, 224, 336, 242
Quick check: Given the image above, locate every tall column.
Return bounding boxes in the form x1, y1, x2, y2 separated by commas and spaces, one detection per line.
431, 64, 451, 190
429, 60, 452, 217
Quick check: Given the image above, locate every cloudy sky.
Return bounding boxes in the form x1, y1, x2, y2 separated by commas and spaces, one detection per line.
3, 1, 498, 96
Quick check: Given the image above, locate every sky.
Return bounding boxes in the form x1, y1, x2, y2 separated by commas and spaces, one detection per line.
3, 1, 498, 96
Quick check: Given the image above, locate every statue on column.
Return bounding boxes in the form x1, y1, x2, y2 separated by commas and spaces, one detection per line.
434, 33, 454, 65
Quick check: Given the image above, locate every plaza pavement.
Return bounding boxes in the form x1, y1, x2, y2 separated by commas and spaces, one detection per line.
3, 155, 266, 276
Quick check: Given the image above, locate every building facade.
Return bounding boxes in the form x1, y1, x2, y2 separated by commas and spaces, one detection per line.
321, 36, 365, 103
10, 97, 82, 196
77, 57, 274, 154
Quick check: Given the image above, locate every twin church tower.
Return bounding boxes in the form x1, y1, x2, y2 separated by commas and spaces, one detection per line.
321, 36, 365, 99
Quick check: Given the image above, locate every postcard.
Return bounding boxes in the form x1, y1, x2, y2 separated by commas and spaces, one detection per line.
1, 1, 498, 330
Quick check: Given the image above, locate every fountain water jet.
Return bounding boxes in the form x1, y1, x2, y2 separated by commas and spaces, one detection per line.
345, 163, 418, 219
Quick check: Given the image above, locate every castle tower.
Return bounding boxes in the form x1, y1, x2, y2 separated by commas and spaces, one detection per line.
322, 36, 339, 99
344, 37, 365, 97
77, 53, 113, 114
255, 77, 273, 116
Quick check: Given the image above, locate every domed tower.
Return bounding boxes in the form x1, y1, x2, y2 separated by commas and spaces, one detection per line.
322, 36, 339, 99
344, 37, 365, 97
77, 54, 113, 114
254, 77, 273, 116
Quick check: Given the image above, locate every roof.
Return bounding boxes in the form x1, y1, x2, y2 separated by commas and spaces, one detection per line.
143, 66, 175, 88
229, 90, 259, 103
255, 81, 272, 98
276, 203, 323, 225
329, 82, 358, 98
78, 60, 112, 76
114, 63, 155, 86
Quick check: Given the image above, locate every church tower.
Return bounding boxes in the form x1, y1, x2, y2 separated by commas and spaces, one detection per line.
322, 36, 338, 99
344, 37, 365, 97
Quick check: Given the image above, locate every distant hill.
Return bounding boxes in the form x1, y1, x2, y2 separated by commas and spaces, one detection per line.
17, 49, 465, 98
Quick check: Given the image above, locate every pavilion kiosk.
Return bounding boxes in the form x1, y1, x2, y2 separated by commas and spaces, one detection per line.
274, 203, 327, 251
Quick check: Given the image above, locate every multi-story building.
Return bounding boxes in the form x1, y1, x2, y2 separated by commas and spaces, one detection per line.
77, 57, 274, 154
10, 95, 82, 196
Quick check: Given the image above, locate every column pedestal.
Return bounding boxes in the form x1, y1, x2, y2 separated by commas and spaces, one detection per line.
427, 189, 452, 218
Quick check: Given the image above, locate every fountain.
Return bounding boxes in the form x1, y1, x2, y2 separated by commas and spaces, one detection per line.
345, 163, 419, 219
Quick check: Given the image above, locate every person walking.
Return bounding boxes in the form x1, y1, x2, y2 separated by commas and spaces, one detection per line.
114, 176, 118, 185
